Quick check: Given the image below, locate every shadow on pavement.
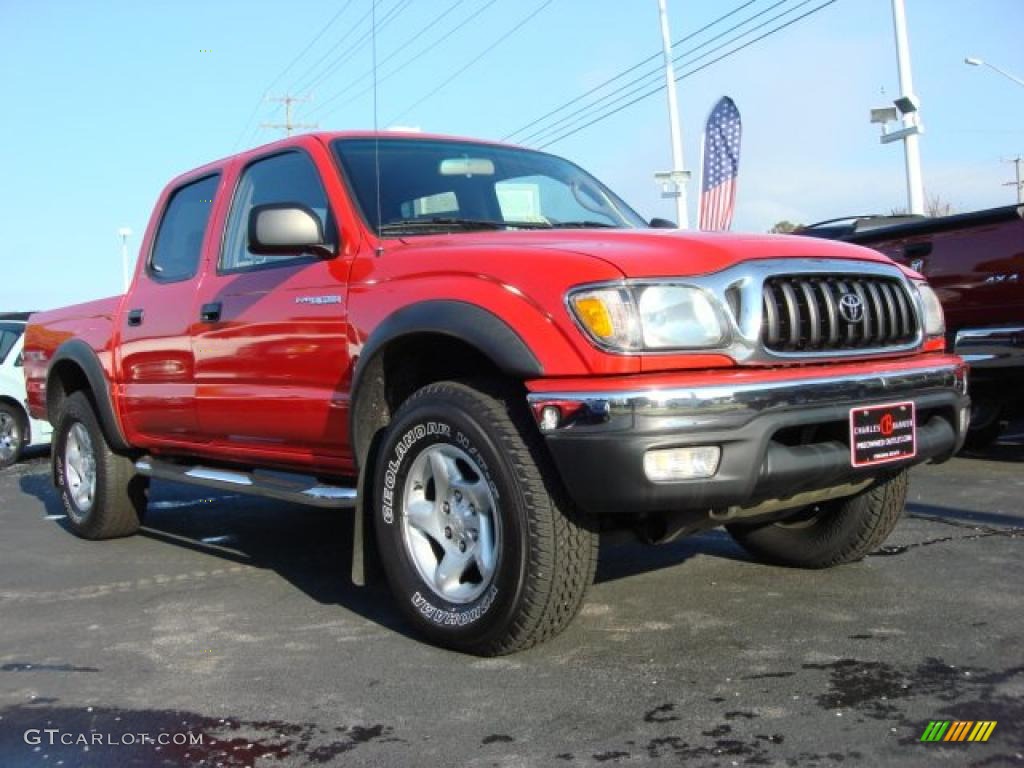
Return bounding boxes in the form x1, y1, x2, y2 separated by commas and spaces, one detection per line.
906, 501, 1024, 530
17, 474, 413, 641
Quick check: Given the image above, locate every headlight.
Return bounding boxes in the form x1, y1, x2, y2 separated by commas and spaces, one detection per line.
568, 283, 727, 352
915, 281, 945, 337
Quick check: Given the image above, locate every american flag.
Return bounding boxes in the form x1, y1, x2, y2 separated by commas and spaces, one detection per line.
698, 96, 742, 231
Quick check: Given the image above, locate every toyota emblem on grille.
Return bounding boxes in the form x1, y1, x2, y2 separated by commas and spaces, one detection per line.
839, 293, 865, 323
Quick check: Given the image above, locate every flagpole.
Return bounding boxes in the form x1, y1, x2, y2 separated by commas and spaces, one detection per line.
696, 132, 705, 230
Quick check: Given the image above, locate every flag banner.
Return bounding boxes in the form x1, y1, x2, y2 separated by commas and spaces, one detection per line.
698, 96, 742, 231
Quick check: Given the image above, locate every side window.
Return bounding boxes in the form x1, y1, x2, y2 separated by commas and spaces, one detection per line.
0, 330, 17, 365
149, 174, 220, 282
221, 151, 334, 273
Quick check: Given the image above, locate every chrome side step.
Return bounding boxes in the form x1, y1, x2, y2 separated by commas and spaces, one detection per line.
134, 457, 358, 509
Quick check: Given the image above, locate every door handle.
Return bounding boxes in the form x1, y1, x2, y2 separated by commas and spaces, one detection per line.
126, 309, 144, 327
200, 302, 223, 323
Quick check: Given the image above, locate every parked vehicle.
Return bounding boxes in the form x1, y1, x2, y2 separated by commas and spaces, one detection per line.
24, 132, 968, 653
799, 204, 1024, 448
0, 315, 53, 468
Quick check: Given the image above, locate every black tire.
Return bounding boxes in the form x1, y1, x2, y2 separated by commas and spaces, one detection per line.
726, 471, 909, 568
373, 379, 598, 655
0, 402, 26, 469
54, 391, 147, 540
963, 401, 1004, 451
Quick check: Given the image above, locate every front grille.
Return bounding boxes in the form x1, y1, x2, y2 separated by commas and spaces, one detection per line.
761, 274, 919, 353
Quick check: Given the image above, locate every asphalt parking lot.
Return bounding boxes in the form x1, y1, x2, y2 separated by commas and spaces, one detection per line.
0, 431, 1021, 768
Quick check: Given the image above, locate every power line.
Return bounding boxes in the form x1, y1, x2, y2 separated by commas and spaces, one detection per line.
535, 0, 839, 150
307, 0, 466, 120
231, 0, 358, 150
502, 0, 761, 142
291, 0, 414, 98
316, 0, 501, 123
520, 0, 801, 147
389, 0, 553, 125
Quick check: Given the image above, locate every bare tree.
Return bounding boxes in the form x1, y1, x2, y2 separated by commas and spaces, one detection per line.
769, 220, 802, 234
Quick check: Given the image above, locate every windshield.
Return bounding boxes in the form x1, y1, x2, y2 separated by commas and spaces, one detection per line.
331, 138, 647, 236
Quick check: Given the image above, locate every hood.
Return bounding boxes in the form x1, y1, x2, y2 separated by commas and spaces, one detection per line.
395, 228, 895, 279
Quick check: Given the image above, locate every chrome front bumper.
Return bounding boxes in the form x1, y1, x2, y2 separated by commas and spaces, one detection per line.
954, 326, 1024, 369
528, 363, 968, 434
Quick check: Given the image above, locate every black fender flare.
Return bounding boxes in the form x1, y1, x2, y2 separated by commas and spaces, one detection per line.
349, 300, 543, 458
47, 339, 131, 453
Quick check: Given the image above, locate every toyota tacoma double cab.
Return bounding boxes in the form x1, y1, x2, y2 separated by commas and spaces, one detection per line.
800, 204, 1023, 448
24, 132, 969, 654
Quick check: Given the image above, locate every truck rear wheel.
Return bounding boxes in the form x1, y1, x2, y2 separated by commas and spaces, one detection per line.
0, 403, 26, 469
54, 392, 147, 540
372, 380, 598, 655
726, 470, 909, 568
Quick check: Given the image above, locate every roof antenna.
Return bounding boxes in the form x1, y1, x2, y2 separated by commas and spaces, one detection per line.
372, 0, 384, 256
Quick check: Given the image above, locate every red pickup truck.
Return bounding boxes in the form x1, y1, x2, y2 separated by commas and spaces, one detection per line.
25, 132, 968, 654
800, 205, 1024, 448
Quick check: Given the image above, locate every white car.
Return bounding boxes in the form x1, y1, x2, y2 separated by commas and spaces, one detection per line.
1, 319, 53, 468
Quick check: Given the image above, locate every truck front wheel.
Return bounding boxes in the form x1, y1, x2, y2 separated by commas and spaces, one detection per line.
372, 380, 598, 655
726, 470, 909, 568
54, 392, 147, 540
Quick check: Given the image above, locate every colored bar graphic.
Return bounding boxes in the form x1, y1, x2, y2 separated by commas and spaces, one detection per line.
921, 721, 950, 741
922, 720, 997, 742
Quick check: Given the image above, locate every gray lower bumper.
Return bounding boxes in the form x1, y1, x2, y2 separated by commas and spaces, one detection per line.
528, 362, 970, 516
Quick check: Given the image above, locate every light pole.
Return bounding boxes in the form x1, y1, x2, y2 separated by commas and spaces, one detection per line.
889, 0, 925, 215
118, 227, 132, 291
965, 57, 1024, 89
654, 0, 690, 229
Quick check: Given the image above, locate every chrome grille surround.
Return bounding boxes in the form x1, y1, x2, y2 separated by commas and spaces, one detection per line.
572, 258, 925, 364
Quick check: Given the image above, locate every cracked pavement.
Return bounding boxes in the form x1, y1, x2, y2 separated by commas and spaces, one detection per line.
0, 428, 1021, 767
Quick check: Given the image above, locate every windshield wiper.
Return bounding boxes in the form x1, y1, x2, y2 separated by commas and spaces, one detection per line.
548, 220, 620, 229
378, 217, 507, 235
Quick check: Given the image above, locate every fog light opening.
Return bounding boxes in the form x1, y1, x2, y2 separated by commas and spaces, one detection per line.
539, 405, 561, 432
644, 446, 721, 482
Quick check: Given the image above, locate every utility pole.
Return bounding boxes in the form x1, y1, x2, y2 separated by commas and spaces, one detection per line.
1005, 156, 1024, 204
654, 0, 690, 229
890, 0, 925, 215
260, 94, 318, 136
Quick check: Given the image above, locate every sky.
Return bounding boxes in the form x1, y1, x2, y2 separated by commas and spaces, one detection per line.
1, 0, 1022, 311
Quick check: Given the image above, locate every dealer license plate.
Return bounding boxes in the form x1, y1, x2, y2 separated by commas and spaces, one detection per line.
849, 401, 917, 467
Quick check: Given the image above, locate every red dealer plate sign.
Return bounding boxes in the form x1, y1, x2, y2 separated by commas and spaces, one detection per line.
850, 401, 917, 467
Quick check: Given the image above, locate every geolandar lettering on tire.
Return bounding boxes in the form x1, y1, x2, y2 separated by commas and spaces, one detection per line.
454, 430, 501, 506
381, 421, 451, 524
412, 584, 499, 626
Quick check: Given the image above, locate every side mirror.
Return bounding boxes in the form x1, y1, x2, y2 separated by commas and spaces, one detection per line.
649, 217, 678, 229
248, 203, 334, 258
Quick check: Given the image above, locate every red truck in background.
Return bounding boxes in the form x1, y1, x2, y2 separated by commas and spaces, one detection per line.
800, 204, 1024, 448
24, 132, 968, 654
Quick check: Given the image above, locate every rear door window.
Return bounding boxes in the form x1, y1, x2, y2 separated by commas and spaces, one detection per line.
149, 174, 220, 282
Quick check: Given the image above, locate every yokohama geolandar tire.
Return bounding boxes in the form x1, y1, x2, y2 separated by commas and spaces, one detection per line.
54, 391, 147, 540
373, 380, 598, 655
726, 470, 909, 569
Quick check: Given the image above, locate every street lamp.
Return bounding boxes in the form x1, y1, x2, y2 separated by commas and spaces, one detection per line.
118, 227, 132, 291
965, 56, 1024, 89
